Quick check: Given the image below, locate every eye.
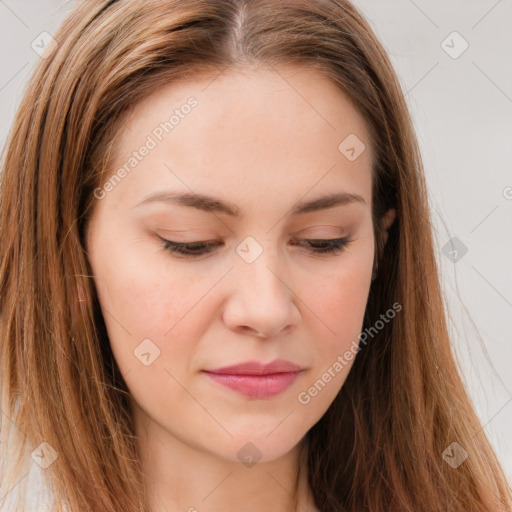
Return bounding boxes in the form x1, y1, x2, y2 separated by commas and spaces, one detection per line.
158, 236, 220, 257
291, 237, 352, 255
157, 235, 352, 258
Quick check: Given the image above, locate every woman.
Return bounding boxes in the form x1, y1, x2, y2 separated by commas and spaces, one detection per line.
1, 1, 510, 511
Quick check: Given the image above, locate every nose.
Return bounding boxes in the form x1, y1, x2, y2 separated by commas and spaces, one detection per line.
222, 245, 300, 339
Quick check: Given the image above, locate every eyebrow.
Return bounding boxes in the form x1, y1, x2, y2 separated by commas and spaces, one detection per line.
133, 190, 366, 218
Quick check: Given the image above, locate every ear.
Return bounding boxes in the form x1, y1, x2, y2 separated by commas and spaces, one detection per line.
380, 208, 396, 245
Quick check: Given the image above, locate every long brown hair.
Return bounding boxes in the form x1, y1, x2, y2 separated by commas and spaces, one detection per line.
1, 1, 510, 510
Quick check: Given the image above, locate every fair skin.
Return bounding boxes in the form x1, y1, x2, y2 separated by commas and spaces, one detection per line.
85, 64, 396, 512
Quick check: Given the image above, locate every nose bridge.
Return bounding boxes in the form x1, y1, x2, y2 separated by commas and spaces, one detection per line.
235, 234, 289, 302
224, 234, 299, 337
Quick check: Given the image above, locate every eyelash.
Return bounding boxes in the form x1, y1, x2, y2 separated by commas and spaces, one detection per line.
157, 236, 352, 257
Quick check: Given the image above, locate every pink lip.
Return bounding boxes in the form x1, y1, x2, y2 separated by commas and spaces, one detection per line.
202, 359, 304, 399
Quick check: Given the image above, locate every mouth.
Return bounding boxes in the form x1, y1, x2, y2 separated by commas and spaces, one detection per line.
202, 371, 303, 399
202, 359, 304, 399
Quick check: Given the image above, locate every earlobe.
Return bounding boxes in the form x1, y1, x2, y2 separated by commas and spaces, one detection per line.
381, 208, 397, 244
371, 208, 396, 281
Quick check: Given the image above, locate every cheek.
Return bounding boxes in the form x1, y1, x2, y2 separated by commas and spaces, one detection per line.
310, 251, 373, 347
320, 271, 370, 330
294, 263, 372, 413
90, 238, 210, 377
102, 276, 208, 366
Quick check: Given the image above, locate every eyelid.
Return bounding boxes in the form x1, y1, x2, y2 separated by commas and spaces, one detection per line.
156, 234, 353, 258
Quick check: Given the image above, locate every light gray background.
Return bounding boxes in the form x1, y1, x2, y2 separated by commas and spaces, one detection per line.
1, 0, 511, 502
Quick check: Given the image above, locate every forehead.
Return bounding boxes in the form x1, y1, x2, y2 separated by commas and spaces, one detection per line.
104, 64, 373, 212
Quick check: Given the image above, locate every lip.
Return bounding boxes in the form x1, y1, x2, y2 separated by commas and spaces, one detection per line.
202, 359, 304, 399
205, 359, 303, 375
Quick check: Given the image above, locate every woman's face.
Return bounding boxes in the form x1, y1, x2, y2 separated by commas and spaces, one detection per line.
86, 64, 378, 463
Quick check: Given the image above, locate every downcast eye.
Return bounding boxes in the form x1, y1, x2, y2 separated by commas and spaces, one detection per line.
157, 235, 352, 258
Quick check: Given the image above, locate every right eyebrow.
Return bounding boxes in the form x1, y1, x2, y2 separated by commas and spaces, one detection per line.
133, 190, 366, 219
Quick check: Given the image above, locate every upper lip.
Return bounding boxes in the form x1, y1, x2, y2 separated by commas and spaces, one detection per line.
203, 359, 303, 375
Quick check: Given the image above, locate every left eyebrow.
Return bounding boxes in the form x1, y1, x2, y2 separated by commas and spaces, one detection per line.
132, 190, 366, 219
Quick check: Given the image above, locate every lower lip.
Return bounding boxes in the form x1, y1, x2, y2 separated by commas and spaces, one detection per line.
203, 371, 301, 399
